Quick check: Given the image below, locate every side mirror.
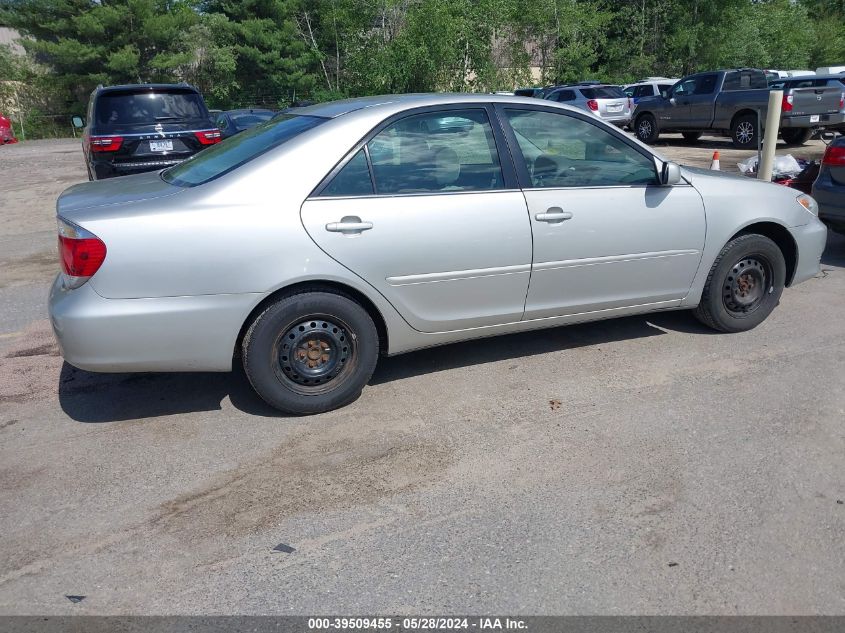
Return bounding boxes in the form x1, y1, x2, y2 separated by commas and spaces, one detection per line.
71, 116, 84, 129
661, 161, 681, 186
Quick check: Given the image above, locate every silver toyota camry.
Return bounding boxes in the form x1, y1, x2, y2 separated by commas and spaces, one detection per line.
49, 94, 828, 414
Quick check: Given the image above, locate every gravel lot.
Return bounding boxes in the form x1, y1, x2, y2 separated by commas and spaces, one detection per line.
0, 135, 843, 615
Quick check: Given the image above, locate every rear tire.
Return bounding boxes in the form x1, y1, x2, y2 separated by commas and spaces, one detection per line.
635, 114, 659, 144
693, 234, 786, 333
242, 291, 379, 415
781, 128, 812, 147
681, 131, 702, 143
731, 113, 758, 149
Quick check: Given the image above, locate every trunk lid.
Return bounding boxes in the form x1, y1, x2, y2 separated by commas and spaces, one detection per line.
57, 170, 182, 221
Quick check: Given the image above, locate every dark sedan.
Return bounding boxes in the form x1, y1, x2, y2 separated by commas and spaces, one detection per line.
214, 109, 277, 138
812, 135, 845, 235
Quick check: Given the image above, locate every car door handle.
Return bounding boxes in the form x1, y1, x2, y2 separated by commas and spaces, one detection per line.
535, 208, 573, 223
325, 216, 373, 233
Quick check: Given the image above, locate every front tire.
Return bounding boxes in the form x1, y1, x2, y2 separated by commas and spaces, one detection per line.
635, 114, 659, 144
693, 234, 786, 333
242, 291, 379, 414
731, 113, 758, 149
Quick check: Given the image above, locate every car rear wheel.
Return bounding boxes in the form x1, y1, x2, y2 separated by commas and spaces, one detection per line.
731, 114, 758, 149
635, 114, 659, 144
681, 131, 702, 143
781, 128, 812, 147
693, 234, 786, 333
242, 291, 379, 414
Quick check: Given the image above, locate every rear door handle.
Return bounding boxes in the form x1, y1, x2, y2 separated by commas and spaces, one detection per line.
535, 208, 573, 223
325, 216, 373, 234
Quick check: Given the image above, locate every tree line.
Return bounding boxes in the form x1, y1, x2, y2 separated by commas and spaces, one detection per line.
1, 0, 844, 119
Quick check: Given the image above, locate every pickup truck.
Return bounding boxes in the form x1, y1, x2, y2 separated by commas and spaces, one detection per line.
632, 68, 845, 148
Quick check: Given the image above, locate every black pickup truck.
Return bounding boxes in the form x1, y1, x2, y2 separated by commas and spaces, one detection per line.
632, 68, 844, 148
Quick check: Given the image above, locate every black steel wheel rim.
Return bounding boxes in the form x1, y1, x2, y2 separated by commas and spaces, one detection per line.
272, 316, 357, 395
722, 255, 771, 316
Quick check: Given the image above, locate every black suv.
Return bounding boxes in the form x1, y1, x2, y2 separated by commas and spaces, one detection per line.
73, 83, 220, 180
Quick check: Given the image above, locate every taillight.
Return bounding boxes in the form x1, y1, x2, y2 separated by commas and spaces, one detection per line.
194, 129, 222, 145
89, 135, 123, 152
781, 93, 793, 112
586, 99, 599, 111
627, 97, 632, 110
57, 218, 106, 289
840, 92, 844, 109
822, 144, 845, 166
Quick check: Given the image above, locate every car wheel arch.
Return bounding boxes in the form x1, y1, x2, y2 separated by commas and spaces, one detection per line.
730, 109, 759, 131
234, 280, 390, 362
729, 221, 798, 286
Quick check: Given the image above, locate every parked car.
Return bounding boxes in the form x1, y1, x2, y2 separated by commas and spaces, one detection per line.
768, 75, 845, 143
0, 112, 17, 144
623, 79, 679, 105
49, 94, 827, 414
812, 134, 845, 235
816, 66, 845, 76
633, 68, 844, 148
214, 108, 277, 139
514, 87, 546, 98
543, 84, 632, 127
73, 83, 221, 180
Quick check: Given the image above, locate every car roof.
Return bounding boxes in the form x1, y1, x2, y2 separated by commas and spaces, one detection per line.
95, 83, 200, 95
291, 93, 556, 119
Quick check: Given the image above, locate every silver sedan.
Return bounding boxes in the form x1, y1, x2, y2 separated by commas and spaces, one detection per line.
49, 94, 828, 414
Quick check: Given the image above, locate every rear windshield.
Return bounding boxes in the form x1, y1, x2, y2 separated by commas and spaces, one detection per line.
580, 86, 626, 99
231, 111, 276, 129
95, 89, 208, 126
162, 114, 326, 186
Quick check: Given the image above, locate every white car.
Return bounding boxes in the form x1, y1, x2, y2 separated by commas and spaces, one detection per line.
623, 79, 679, 105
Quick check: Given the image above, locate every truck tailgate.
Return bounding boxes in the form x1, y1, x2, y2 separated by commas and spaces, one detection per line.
788, 86, 842, 116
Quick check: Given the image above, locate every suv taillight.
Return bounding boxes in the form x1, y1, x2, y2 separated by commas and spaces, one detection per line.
194, 129, 222, 145
822, 144, 845, 166
57, 218, 106, 289
89, 135, 123, 152
586, 99, 599, 111
781, 93, 793, 112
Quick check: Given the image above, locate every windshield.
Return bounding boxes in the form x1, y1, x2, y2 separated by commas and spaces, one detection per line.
162, 114, 326, 187
95, 89, 208, 126
580, 86, 626, 99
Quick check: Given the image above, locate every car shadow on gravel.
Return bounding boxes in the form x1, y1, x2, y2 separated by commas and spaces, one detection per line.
58, 310, 716, 422
370, 310, 712, 385
821, 231, 845, 267
57, 363, 285, 422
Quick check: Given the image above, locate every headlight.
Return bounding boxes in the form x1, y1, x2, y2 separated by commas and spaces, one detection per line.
796, 193, 819, 216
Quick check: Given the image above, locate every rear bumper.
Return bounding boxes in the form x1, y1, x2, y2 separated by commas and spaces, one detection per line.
812, 170, 845, 228
789, 216, 828, 285
781, 113, 845, 129
48, 276, 262, 372
90, 158, 186, 180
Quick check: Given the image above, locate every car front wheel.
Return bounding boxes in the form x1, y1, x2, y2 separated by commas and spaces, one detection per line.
693, 234, 786, 333
635, 114, 659, 144
242, 291, 379, 414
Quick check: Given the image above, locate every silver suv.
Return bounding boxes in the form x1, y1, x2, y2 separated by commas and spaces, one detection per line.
543, 84, 632, 127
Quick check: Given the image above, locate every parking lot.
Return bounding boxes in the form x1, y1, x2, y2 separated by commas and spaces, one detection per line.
0, 136, 843, 614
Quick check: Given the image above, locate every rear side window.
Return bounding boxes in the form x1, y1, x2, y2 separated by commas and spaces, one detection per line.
366, 109, 504, 194
553, 90, 576, 102
633, 85, 653, 98
694, 75, 718, 95
94, 89, 208, 126
723, 70, 768, 91
321, 149, 374, 197
162, 114, 326, 186
580, 86, 626, 99
658, 83, 673, 94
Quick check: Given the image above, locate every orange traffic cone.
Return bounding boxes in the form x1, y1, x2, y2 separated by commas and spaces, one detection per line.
710, 151, 720, 170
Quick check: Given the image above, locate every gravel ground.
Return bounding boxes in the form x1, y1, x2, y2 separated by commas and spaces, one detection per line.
0, 135, 843, 615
